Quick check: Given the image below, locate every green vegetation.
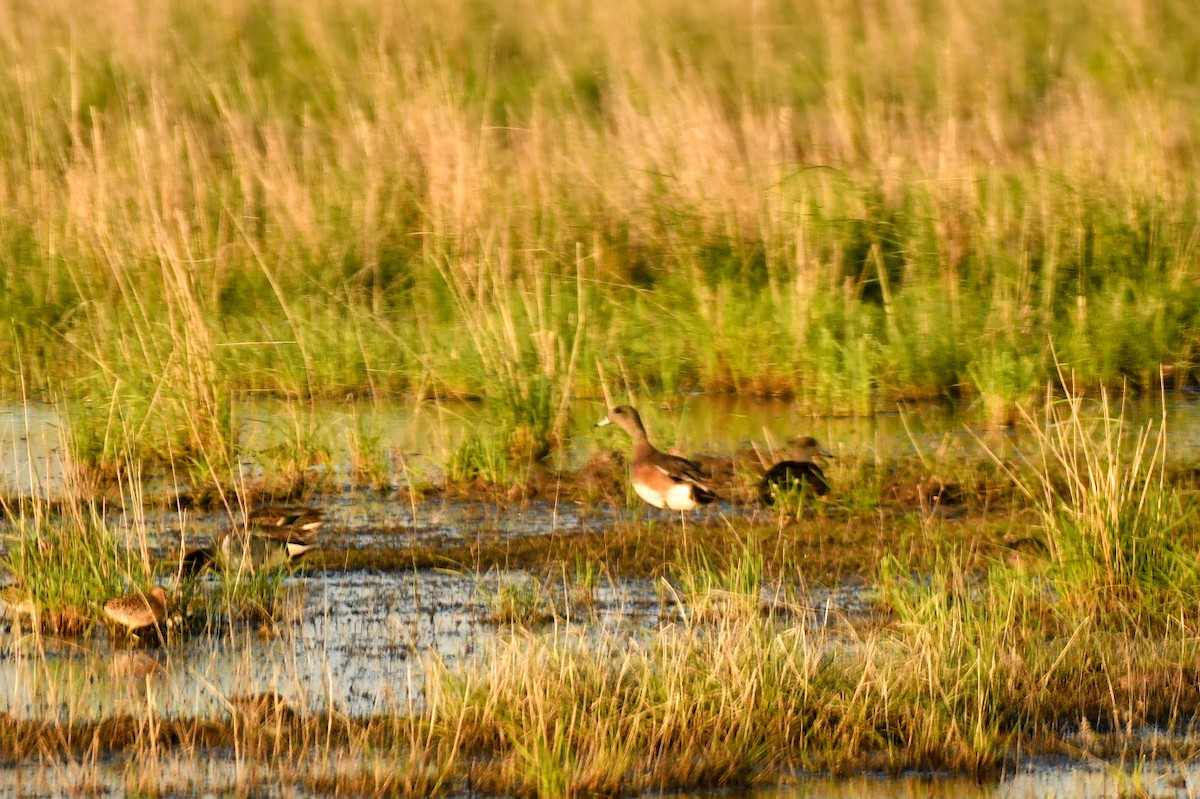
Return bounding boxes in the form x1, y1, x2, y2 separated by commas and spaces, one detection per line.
3, 395, 1200, 794
411, 398, 1200, 793
5, 0, 1200, 791
0, 482, 310, 638
0, 0, 1199, 469
1, 495, 153, 636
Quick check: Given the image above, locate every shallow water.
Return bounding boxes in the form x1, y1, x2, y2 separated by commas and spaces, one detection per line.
4, 394, 1200, 796
0, 405, 67, 497
3, 394, 1199, 498
0, 568, 654, 719
0, 751, 1193, 798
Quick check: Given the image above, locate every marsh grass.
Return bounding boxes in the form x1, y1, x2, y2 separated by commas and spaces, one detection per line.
437, 553, 1020, 794
667, 537, 771, 625
479, 573, 557, 627
203, 567, 303, 630
444, 431, 510, 485
1, 0, 1199, 469
5, 472, 1200, 795
2, 510, 139, 635
8, 387, 1200, 793
346, 409, 393, 491
0, 455, 160, 635
986, 386, 1200, 613
0, 455, 306, 639
967, 347, 1043, 428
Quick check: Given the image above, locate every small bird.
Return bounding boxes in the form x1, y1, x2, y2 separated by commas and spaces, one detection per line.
181, 506, 323, 576
246, 507, 325, 533
596, 405, 717, 511
219, 506, 323, 574
103, 586, 169, 636
758, 436, 833, 504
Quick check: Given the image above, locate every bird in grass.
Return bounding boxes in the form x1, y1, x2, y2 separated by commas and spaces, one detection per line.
181, 506, 323, 575
245, 506, 325, 534
103, 585, 169, 637
596, 405, 717, 511
758, 436, 833, 504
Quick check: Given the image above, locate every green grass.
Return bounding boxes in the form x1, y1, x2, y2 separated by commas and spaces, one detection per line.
0, 470, 314, 638
1, 500, 153, 636
0, 0, 1199, 468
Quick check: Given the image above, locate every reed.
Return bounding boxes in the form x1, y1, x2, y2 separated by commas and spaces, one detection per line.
985, 383, 1200, 614
0, 443, 159, 635
0, 0, 1197, 461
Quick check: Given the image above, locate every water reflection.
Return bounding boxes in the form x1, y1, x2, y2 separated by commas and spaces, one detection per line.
3, 394, 1200, 498
0, 405, 66, 497
0, 568, 663, 720
701, 763, 1197, 798
0, 741, 1191, 798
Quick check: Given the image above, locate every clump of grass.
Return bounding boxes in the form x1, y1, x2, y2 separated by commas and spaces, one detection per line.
800, 302, 881, 416
966, 347, 1041, 428
203, 567, 304, 630
346, 411, 393, 490
761, 480, 832, 520
1, 488, 156, 636
563, 558, 602, 614
989, 385, 1200, 612
479, 574, 557, 626
433, 256, 588, 467
445, 432, 509, 484
667, 537, 769, 625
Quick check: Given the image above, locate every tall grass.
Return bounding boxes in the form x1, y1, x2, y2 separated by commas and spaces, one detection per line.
0, 0, 1197, 459
0, 462, 157, 635
988, 386, 1200, 612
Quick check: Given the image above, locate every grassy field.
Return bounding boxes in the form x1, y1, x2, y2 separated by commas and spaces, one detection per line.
1, 0, 1200, 467
4, 5, 1200, 787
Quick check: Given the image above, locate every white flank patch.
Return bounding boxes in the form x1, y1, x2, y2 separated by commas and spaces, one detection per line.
663, 483, 698, 511
633, 482, 668, 509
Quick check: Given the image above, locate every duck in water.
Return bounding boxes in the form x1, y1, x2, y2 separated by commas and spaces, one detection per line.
596, 405, 717, 511
758, 436, 833, 504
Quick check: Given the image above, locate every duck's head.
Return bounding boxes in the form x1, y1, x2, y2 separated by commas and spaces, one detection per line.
789, 436, 834, 462
595, 405, 646, 436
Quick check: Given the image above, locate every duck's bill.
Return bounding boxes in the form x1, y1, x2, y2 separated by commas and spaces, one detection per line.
595, 416, 611, 427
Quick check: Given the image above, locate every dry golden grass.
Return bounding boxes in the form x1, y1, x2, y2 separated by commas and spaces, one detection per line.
0, 0, 1196, 429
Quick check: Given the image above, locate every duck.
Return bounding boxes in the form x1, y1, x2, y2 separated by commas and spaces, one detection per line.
758, 436, 833, 504
596, 405, 717, 511
103, 585, 169, 636
181, 506, 323, 575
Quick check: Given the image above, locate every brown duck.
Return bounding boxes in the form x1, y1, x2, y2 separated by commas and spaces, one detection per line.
181, 506, 323, 575
103, 585, 169, 636
596, 405, 717, 511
